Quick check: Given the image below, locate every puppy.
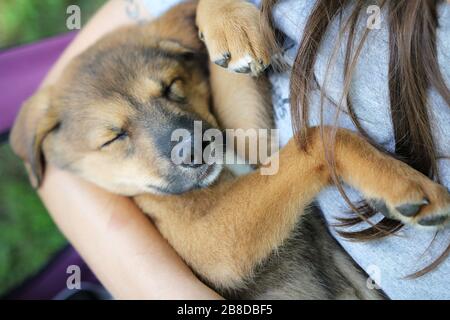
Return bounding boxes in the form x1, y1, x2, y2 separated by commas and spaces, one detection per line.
11, 0, 450, 299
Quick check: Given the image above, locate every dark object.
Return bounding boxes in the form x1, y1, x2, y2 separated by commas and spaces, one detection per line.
5, 245, 109, 300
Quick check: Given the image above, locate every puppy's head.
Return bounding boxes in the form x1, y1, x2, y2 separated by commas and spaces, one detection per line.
11, 36, 223, 196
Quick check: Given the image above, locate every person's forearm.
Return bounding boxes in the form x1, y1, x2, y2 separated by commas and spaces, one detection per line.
37, 0, 221, 299
39, 167, 221, 299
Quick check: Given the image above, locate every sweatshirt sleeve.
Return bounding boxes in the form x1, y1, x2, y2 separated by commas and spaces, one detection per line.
438, 158, 450, 192
142, 0, 260, 18
141, 0, 185, 17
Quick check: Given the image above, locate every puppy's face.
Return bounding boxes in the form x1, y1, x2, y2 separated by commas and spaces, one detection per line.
12, 37, 223, 196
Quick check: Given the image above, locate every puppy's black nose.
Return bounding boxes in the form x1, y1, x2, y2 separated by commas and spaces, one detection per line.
181, 162, 203, 168
180, 140, 212, 168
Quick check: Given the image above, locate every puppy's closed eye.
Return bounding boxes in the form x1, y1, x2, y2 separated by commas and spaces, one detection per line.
164, 78, 185, 102
101, 130, 128, 149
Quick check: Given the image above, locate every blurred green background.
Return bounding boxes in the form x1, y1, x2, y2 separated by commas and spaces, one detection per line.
0, 0, 104, 48
0, 0, 105, 296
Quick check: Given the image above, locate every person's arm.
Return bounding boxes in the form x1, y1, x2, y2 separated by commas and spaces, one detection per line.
37, 0, 221, 300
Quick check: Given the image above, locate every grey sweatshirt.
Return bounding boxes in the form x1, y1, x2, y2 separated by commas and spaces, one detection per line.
146, 0, 450, 299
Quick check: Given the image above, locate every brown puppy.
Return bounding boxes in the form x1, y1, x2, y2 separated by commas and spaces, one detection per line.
11, 1, 450, 299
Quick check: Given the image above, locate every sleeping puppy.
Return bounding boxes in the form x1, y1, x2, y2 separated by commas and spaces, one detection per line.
11, 0, 450, 299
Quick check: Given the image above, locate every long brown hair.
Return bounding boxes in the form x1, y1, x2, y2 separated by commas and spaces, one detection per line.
261, 0, 450, 276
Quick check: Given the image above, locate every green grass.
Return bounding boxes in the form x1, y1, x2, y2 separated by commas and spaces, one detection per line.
0, 143, 66, 296
0, 0, 105, 48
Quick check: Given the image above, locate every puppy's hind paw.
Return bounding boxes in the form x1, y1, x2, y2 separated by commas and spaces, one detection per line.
369, 184, 450, 229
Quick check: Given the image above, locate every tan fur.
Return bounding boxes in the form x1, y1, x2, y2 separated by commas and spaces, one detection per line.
10, 0, 450, 296
209, 63, 275, 164
135, 127, 450, 289
197, 0, 271, 75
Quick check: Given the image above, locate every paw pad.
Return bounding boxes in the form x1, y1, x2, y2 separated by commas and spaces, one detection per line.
418, 214, 449, 226
395, 199, 429, 217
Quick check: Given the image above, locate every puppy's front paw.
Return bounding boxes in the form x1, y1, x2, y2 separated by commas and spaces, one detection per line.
196, 0, 271, 77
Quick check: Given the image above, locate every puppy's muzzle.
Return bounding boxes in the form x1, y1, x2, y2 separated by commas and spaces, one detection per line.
177, 137, 213, 168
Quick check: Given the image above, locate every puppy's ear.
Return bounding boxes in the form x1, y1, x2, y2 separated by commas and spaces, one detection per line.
10, 87, 59, 188
158, 39, 199, 59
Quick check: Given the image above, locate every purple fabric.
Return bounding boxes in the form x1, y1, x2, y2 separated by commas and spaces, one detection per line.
6, 245, 101, 300
0, 32, 76, 134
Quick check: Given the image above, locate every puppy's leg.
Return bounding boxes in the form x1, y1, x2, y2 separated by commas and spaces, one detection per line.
198, 0, 276, 164
209, 63, 274, 165
135, 127, 450, 289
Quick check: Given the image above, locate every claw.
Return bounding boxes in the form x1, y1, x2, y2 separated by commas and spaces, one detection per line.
418, 215, 448, 226
370, 199, 393, 218
214, 52, 231, 68
395, 199, 429, 217
198, 31, 205, 42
